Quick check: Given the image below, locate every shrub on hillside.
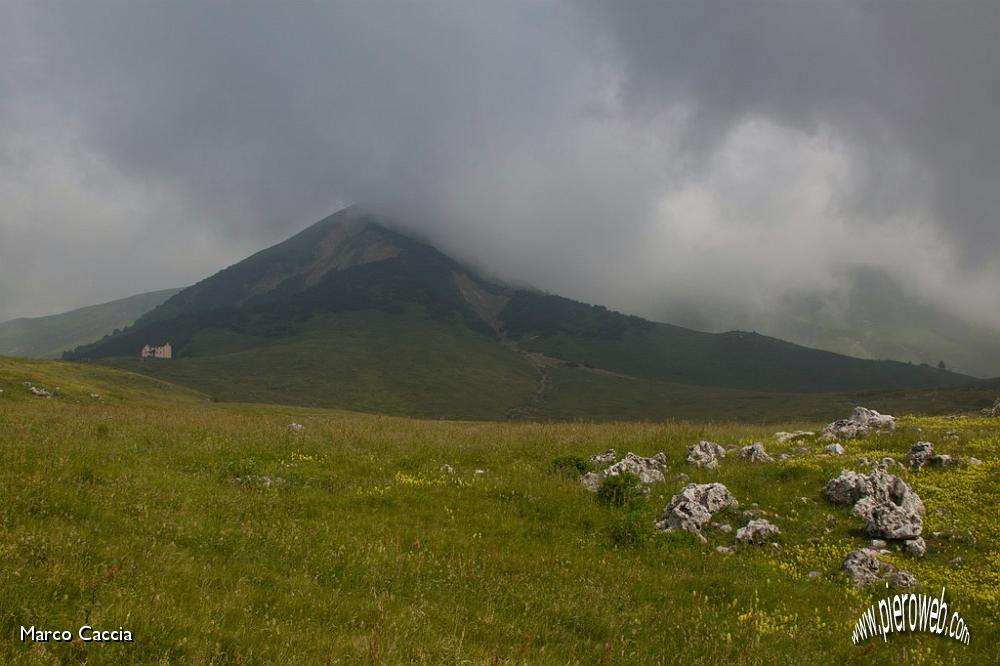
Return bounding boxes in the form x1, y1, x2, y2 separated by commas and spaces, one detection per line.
596, 472, 645, 509
550, 454, 593, 478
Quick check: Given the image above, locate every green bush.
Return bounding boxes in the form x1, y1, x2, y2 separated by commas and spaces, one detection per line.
550, 454, 593, 478
596, 472, 645, 509
606, 511, 650, 549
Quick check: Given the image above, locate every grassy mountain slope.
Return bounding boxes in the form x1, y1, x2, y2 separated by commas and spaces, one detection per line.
64, 208, 976, 420
500, 292, 969, 393
105, 310, 538, 420
0, 287, 181, 359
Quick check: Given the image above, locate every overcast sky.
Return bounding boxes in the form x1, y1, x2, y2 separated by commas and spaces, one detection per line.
2, 1, 998, 332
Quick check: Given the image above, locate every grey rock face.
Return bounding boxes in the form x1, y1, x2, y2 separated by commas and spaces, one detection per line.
822, 406, 895, 440
686, 441, 726, 469
740, 442, 774, 464
736, 519, 781, 545
656, 483, 738, 533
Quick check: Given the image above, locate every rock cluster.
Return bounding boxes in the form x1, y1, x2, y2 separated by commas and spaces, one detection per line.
590, 449, 617, 465
824, 468, 925, 539
686, 441, 726, 469
656, 483, 738, 536
907, 441, 956, 469
739, 442, 773, 464
581, 451, 666, 492
842, 548, 919, 587
821, 406, 895, 441
736, 519, 781, 545
25, 383, 53, 398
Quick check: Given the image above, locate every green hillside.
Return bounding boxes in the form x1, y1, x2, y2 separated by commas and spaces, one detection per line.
0, 287, 181, 359
500, 292, 969, 393
64, 208, 978, 421
0, 356, 996, 663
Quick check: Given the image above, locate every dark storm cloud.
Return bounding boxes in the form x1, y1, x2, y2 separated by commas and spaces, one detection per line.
0, 1, 998, 336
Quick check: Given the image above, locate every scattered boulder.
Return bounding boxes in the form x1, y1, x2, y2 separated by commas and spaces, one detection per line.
822, 406, 895, 440
775, 430, 814, 444
590, 449, 617, 465
825, 443, 846, 455
842, 548, 894, 586
715, 546, 735, 555
889, 570, 920, 589
440, 464, 454, 475
736, 519, 781, 545
907, 442, 957, 469
967, 457, 984, 466
656, 483, 738, 534
851, 469, 925, 539
27, 385, 53, 398
686, 441, 726, 469
908, 441, 935, 468
580, 452, 666, 492
981, 399, 1000, 417
904, 537, 926, 557
603, 452, 666, 483
823, 470, 873, 506
580, 472, 602, 493
474, 469, 486, 476
288, 423, 304, 431
869, 539, 888, 549
740, 442, 773, 464
825, 468, 925, 539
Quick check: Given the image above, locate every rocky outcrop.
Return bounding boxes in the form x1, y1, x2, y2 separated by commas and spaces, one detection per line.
590, 449, 617, 465
736, 519, 781, 545
825, 468, 925, 539
686, 441, 726, 469
823, 470, 873, 506
656, 483, 738, 534
740, 442, 773, 464
982, 399, 1000, 417
907, 441, 935, 468
821, 407, 895, 441
581, 452, 666, 492
907, 442, 957, 469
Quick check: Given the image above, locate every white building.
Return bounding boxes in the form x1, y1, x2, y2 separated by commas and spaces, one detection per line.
140, 343, 172, 359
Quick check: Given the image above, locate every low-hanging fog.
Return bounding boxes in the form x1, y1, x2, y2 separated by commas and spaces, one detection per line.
2, 2, 998, 372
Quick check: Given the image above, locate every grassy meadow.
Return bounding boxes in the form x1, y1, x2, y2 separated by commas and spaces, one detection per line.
0, 357, 997, 664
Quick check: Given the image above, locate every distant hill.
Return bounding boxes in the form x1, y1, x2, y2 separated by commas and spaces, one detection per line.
661, 265, 1000, 378
66, 207, 974, 419
0, 287, 182, 359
